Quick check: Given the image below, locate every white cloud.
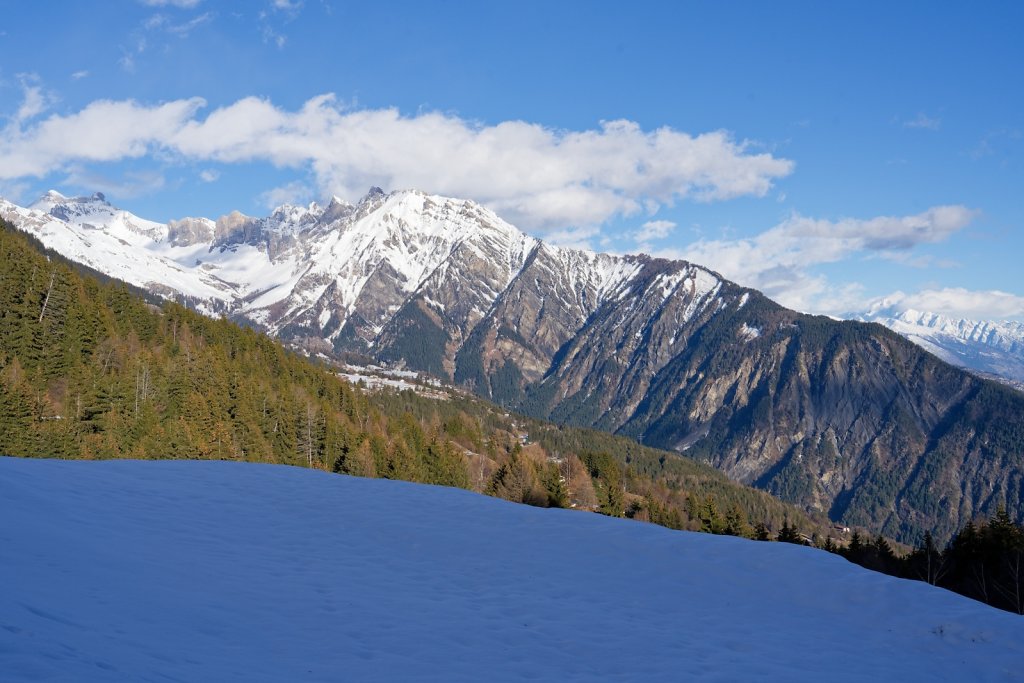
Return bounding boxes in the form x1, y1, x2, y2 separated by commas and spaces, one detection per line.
143, 14, 168, 30
971, 128, 1022, 160
632, 219, 676, 244
166, 12, 213, 36
1, 97, 206, 177
674, 206, 978, 313
869, 250, 959, 269
140, 0, 202, 7
0, 93, 794, 233
119, 53, 137, 73
259, 181, 311, 209
141, 11, 211, 37
0, 180, 31, 203
119, 30, 149, 73
198, 168, 220, 182
62, 166, 167, 199
260, 0, 302, 47
15, 86, 47, 123
539, 226, 601, 251
120, 10, 211, 73
869, 288, 1024, 320
12, 75, 53, 124
71, 70, 90, 80
261, 25, 287, 48
903, 113, 941, 131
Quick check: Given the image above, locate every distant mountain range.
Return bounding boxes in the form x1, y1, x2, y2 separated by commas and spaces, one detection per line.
858, 306, 1024, 391
4, 189, 1023, 544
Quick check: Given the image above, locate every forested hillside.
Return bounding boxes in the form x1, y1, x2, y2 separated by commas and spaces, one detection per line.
0, 218, 824, 539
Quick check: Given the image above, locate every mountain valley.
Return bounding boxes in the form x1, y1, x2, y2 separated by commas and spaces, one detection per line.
3, 190, 1024, 545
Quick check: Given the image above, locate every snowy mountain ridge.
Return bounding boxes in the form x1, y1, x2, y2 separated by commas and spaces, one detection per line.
858, 305, 1024, 388
0, 188, 659, 351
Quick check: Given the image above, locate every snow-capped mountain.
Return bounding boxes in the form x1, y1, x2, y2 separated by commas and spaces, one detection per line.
0, 188, 723, 388
5, 189, 1024, 546
1, 190, 253, 307
858, 306, 1024, 390
0, 189, 654, 356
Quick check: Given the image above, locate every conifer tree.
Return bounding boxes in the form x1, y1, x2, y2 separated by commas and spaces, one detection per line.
776, 518, 802, 544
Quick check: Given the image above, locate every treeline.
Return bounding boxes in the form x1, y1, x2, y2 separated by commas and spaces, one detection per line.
351, 389, 831, 539
828, 509, 1024, 615
0, 218, 823, 541
523, 420, 829, 535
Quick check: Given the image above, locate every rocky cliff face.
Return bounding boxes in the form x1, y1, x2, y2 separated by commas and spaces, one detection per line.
3, 188, 1022, 543
544, 294, 1023, 544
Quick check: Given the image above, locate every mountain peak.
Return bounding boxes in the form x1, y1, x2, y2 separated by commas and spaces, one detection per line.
30, 189, 113, 214
320, 195, 355, 223
269, 201, 322, 226
29, 189, 69, 212
359, 186, 387, 204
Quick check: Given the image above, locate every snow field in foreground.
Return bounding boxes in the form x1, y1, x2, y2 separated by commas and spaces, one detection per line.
1, 458, 1022, 682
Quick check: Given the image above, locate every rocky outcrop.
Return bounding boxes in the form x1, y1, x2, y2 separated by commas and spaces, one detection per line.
167, 217, 215, 246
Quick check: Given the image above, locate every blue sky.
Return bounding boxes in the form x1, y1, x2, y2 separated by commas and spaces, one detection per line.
1, 1, 1021, 319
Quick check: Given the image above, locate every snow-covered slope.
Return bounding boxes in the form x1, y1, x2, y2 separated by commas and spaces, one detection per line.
0, 189, 663, 350
2, 457, 1022, 682
0, 189, 548, 335
0, 192, 243, 307
859, 306, 1024, 388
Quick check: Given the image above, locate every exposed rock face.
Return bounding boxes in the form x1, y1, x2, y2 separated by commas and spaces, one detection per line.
4, 188, 1023, 544
213, 210, 254, 242
167, 217, 215, 247
532, 294, 1022, 545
